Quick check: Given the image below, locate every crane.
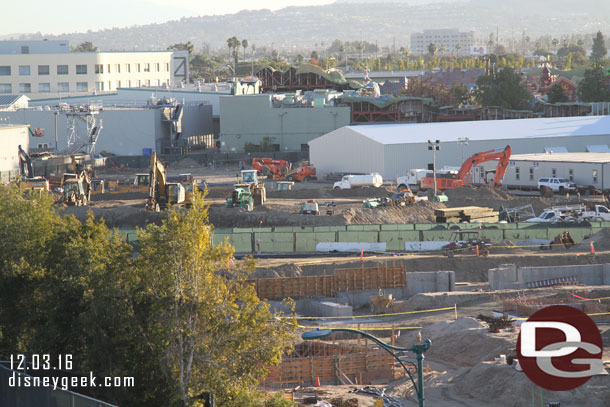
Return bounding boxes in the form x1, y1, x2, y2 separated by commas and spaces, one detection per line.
420, 145, 511, 190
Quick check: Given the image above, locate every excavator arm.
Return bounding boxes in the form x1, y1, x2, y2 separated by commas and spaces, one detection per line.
146, 152, 167, 211
457, 145, 511, 186
18, 145, 33, 178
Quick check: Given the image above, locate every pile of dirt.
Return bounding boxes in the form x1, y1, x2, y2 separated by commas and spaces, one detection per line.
209, 205, 345, 228
251, 263, 304, 279
342, 201, 446, 224
570, 227, 610, 252
171, 158, 201, 170
267, 186, 391, 199
61, 205, 165, 228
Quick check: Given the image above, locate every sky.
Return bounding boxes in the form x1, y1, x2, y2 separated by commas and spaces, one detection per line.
2, 0, 335, 36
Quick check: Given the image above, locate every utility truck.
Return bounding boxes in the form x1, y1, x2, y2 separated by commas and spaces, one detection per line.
333, 174, 383, 190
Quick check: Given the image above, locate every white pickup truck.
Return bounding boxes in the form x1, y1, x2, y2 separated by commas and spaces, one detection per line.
577, 205, 610, 221
333, 174, 383, 189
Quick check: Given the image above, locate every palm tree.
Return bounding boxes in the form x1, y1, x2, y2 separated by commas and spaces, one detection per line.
242, 39, 249, 60
226, 36, 240, 72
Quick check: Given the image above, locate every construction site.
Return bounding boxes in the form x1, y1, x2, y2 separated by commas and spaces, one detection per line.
14, 148, 603, 407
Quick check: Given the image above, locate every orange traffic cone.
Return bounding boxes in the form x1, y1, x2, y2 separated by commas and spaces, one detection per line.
591, 241, 595, 255
476, 245, 479, 256
315, 376, 320, 387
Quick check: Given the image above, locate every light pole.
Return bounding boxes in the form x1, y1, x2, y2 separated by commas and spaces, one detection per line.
302, 328, 431, 407
458, 137, 469, 163
428, 140, 440, 197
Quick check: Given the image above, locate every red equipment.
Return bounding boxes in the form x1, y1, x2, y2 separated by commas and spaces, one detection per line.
283, 166, 317, 182
252, 158, 291, 179
420, 145, 511, 190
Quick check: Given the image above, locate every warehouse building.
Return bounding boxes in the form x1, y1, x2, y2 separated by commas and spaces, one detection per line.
220, 92, 350, 152
0, 124, 29, 182
478, 152, 610, 191
308, 116, 610, 179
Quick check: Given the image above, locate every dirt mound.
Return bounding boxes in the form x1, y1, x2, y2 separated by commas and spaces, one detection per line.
267, 186, 390, 199
172, 158, 201, 169
454, 360, 610, 406
209, 205, 345, 228
61, 205, 166, 228
342, 201, 445, 224
570, 227, 610, 252
251, 263, 304, 279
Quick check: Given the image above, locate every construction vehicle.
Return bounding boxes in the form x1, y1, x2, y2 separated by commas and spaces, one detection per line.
420, 146, 511, 191
145, 152, 186, 211
61, 171, 91, 206
300, 200, 319, 215
167, 173, 199, 207
442, 230, 493, 258
89, 178, 105, 196
283, 166, 317, 182
17, 145, 50, 194
226, 170, 267, 211
252, 158, 291, 179
333, 173, 383, 189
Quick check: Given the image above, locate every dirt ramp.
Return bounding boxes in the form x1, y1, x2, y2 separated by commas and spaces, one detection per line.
60, 205, 165, 228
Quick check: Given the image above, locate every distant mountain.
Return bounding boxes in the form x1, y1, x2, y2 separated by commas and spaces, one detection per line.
9, 1, 610, 52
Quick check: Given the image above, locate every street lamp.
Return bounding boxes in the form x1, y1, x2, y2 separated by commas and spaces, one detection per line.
302, 328, 431, 407
428, 140, 440, 197
458, 137, 469, 162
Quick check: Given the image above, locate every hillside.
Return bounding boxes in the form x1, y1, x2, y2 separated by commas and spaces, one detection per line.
7, 0, 610, 51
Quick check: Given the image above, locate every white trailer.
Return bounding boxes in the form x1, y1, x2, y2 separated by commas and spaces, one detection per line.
333, 173, 383, 189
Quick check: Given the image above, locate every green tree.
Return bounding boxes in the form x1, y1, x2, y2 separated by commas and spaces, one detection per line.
295, 54, 304, 65
241, 39, 249, 60
578, 65, 610, 102
427, 43, 437, 57
73, 41, 97, 52
310, 50, 319, 61
592, 31, 608, 62
168, 42, 194, 55
136, 194, 296, 407
546, 83, 569, 103
474, 67, 531, 109
227, 36, 240, 72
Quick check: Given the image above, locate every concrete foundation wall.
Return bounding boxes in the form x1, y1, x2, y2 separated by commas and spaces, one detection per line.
489, 263, 610, 290
299, 298, 353, 317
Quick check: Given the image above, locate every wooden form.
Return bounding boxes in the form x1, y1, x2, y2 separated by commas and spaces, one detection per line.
435, 206, 498, 223
249, 265, 407, 301
264, 341, 396, 388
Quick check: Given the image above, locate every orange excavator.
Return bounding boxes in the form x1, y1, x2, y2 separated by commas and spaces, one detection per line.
420, 145, 511, 191
252, 158, 291, 179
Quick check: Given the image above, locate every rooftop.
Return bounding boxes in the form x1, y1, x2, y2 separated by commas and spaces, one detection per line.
509, 152, 610, 164
341, 115, 610, 145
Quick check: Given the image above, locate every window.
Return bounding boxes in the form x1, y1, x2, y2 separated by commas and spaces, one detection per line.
19, 65, 30, 75
115, 80, 121, 88
95, 82, 104, 91
126, 63, 131, 73
21, 46, 29, 54
123, 80, 130, 87
0, 66, 10, 75
38, 83, 50, 93
135, 63, 140, 72
145, 79, 151, 86
107, 64, 111, 73
57, 65, 68, 75
568, 169, 574, 181
108, 81, 112, 90
19, 83, 31, 93
152, 79, 159, 86
599, 206, 610, 213
95, 64, 104, 74
515, 167, 520, 180
144, 63, 150, 72
38, 65, 50, 75
551, 168, 557, 177
529, 168, 534, 181
115, 64, 120, 73
76, 82, 88, 92
133, 79, 140, 87
37, 143, 48, 149
593, 170, 598, 183
76, 64, 87, 74
155, 63, 160, 72
0, 84, 11, 93
58, 82, 69, 92
165, 62, 169, 71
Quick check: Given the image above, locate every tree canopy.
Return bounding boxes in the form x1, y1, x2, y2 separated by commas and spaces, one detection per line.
474, 67, 531, 110
591, 31, 607, 62
72, 41, 98, 52
0, 187, 296, 407
546, 83, 569, 104
578, 65, 610, 102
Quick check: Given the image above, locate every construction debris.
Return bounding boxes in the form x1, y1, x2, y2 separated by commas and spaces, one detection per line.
435, 206, 499, 223
351, 387, 402, 407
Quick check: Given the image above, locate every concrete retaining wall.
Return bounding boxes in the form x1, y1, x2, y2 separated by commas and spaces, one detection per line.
489, 263, 610, 290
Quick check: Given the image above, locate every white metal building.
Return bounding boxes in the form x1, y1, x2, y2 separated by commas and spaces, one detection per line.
308, 116, 610, 179
0, 124, 29, 182
410, 29, 475, 55
478, 153, 610, 191
0, 40, 188, 99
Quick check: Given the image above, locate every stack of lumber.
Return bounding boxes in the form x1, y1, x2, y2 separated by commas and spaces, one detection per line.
435, 206, 498, 223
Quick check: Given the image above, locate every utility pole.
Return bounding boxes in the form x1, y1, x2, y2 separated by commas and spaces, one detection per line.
428, 140, 440, 197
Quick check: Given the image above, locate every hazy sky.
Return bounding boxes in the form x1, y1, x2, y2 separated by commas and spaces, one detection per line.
3, 0, 334, 36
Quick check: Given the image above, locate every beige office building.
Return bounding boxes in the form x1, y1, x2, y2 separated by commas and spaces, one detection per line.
0, 40, 188, 99
411, 29, 475, 55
